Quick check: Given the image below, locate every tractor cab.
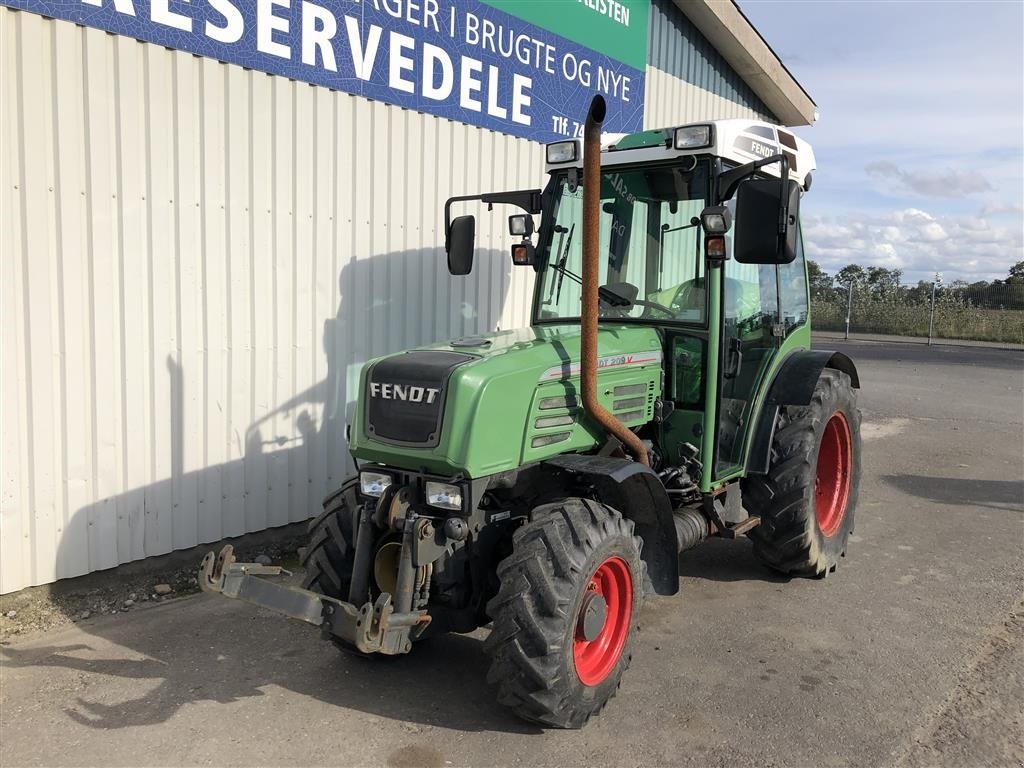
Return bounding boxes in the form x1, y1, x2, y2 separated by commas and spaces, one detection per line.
445, 115, 820, 488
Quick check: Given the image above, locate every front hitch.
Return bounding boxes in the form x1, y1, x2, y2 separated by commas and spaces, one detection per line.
198, 544, 429, 655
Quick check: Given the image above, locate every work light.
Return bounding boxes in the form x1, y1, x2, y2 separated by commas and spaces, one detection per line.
508, 214, 533, 236
700, 205, 732, 235
359, 471, 392, 497
675, 125, 712, 149
425, 481, 462, 511
546, 140, 578, 164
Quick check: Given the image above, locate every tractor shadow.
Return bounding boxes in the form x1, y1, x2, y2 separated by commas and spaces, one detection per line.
0, 594, 539, 734
882, 474, 1024, 513
676, 536, 790, 584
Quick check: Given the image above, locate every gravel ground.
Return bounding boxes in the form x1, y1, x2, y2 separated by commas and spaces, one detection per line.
0, 535, 305, 641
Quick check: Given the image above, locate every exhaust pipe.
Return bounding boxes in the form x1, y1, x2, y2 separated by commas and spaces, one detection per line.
673, 508, 709, 552
580, 95, 649, 467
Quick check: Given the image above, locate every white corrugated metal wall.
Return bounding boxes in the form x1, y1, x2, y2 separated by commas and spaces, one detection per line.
643, 67, 771, 128
0, 8, 543, 593
1, 6, 774, 593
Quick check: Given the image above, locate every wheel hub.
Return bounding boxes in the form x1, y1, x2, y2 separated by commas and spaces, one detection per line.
573, 556, 633, 686
577, 591, 608, 641
815, 411, 853, 537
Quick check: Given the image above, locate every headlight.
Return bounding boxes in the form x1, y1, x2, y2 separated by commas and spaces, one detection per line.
425, 481, 462, 511
546, 140, 578, 164
360, 471, 392, 497
675, 124, 712, 149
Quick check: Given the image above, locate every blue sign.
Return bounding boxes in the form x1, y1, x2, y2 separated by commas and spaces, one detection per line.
4, 0, 646, 142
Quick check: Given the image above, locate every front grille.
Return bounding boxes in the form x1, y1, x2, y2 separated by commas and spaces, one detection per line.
365, 351, 474, 447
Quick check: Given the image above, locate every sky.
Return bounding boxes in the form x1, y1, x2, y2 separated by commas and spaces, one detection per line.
740, 0, 1024, 284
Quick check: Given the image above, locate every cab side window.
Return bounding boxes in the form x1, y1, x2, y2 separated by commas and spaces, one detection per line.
778, 222, 809, 331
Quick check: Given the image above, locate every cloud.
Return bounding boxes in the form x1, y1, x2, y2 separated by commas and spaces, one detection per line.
977, 201, 1024, 217
864, 161, 994, 198
803, 208, 1023, 282
740, 2, 1023, 283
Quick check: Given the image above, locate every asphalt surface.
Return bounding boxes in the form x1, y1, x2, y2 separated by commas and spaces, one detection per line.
2, 340, 1022, 768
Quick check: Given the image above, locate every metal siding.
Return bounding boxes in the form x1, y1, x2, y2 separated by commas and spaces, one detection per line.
2, 1, 770, 592
647, 0, 776, 123
0, 8, 541, 593
643, 66, 774, 130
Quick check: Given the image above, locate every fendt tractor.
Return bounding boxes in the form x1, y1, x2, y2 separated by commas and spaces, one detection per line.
201, 95, 862, 728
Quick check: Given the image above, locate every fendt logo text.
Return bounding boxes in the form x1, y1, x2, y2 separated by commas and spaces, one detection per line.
370, 382, 440, 404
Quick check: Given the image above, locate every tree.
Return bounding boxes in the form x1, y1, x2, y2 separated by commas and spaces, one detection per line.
835, 264, 867, 292
807, 260, 835, 299
1007, 261, 1024, 285
905, 280, 932, 304
866, 266, 903, 299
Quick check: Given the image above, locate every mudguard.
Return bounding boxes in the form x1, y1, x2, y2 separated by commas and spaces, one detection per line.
746, 349, 860, 475
544, 454, 679, 596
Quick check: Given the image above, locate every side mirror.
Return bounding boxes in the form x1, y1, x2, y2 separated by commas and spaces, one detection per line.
508, 214, 534, 237
447, 215, 475, 275
733, 178, 801, 264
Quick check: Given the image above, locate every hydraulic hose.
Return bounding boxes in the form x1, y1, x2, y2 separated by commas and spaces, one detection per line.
580, 94, 649, 467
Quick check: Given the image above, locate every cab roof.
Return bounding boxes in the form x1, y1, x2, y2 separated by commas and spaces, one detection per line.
546, 119, 816, 190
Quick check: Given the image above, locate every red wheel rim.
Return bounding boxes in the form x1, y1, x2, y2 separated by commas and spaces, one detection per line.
573, 556, 632, 686
815, 411, 853, 537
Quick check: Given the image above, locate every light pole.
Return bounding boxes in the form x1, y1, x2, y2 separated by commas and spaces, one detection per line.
835, 282, 854, 341
927, 272, 940, 346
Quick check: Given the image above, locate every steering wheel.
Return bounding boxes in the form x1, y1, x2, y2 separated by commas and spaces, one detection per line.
598, 294, 675, 319
633, 299, 676, 318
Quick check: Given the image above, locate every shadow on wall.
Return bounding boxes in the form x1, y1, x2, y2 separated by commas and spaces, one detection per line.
3, 247, 532, 735
53, 247, 514, 584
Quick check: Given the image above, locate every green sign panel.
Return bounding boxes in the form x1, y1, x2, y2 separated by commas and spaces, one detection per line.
482, 0, 650, 71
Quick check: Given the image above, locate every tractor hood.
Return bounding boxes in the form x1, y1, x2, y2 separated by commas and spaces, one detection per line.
348, 324, 663, 478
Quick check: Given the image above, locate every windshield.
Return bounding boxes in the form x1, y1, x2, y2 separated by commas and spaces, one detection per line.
536, 161, 711, 325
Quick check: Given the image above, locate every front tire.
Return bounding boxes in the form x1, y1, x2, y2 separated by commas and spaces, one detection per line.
301, 481, 358, 600
745, 369, 861, 576
484, 498, 645, 728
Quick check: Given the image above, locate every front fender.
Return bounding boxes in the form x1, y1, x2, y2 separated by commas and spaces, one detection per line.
543, 454, 679, 596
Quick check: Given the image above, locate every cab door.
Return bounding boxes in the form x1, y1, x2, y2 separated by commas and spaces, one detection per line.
714, 259, 781, 476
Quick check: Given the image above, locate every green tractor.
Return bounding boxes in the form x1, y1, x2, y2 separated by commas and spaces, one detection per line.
201, 96, 861, 728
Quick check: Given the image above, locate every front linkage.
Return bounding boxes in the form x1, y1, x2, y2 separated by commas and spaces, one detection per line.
199, 485, 445, 655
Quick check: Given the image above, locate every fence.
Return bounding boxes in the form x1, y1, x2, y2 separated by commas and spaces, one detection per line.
811, 282, 1024, 346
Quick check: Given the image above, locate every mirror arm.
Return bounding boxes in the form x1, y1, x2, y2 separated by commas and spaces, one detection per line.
776, 154, 792, 236
443, 189, 543, 251
717, 153, 790, 205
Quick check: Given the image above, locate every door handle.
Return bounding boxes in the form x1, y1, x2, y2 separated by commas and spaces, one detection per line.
724, 337, 743, 379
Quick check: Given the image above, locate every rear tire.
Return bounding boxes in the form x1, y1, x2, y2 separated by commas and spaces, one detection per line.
484, 498, 645, 728
745, 369, 861, 577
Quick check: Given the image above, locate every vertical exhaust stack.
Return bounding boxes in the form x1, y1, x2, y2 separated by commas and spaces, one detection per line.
580, 95, 650, 467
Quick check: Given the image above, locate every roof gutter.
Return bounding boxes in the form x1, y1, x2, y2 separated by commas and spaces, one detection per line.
674, 0, 818, 127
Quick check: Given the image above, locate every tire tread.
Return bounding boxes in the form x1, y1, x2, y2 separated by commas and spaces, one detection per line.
744, 369, 861, 576
484, 498, 645, 728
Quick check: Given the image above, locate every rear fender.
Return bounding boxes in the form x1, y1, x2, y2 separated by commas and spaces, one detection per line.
543, 455, 679, 596
746, 350, 860, 475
